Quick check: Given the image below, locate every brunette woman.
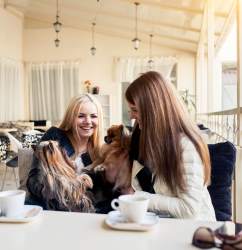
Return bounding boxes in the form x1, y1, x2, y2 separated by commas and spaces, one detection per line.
126, 71, 216, 220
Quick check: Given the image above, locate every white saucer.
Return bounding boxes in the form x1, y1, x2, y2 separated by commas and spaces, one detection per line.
0, 205, 42, 223
105, 211, 159, 231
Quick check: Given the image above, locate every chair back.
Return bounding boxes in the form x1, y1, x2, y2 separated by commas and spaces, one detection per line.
22, 133, 43, 148
18, 148, 34, 192
0, 135, 10, 161
208, 141, 236, 221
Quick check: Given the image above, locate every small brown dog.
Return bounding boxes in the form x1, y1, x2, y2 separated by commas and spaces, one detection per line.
91, 124, 133, 194
29, 140, 94, 212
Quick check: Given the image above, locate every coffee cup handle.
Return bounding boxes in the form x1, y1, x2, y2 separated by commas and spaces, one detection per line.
111, 199, 120, 210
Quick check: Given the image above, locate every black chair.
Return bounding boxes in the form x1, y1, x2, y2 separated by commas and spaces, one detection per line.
208, 141, 236, 221
0, 135, 10, 161
22, 133, 43, 148
0, 135, 18, 190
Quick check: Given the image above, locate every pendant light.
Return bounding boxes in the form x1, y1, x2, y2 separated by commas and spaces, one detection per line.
90, 22, 97, 55
132, 2, 141, 50
148, 34, 154, 69
53, 0, 62, 47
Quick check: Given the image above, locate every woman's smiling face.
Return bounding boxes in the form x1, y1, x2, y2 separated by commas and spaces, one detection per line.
74, 101, 98, 139
127, 102, 141, 128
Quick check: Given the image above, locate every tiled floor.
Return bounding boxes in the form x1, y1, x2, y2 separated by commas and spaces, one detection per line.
0, 164, 19, 191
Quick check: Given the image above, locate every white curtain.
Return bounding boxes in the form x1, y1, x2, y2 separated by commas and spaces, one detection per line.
114, 56, 177, 83
0, 58, 24, 122
27, 61, 81, 122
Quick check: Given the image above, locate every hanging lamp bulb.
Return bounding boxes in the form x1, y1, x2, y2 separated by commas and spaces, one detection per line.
53, 15, 62, 33
90, 46, 96, 55
132, 2, 141, 50
55, 37, 60, 47
53, 0, 62, 32
90, 22, 97, 55
132, 37, 141, 50
53, 0, 62, 47
148, 34, 154, 68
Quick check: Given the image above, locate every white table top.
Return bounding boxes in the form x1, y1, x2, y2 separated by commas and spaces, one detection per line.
0, 211, 222, 250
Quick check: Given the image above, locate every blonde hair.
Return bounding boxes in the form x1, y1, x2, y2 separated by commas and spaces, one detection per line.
59, 94, 103, 159
125, 71, 210, 196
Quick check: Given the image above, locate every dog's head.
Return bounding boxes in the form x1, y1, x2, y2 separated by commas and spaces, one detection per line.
32, 140, 94, 212
104, 125, 130, 149
34, 140, 75, 172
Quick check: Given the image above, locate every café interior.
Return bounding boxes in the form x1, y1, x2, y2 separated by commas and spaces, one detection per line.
0, 1, 242, 249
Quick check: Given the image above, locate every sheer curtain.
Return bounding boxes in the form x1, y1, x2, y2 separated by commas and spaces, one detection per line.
27, 61, 81, 122
0, 58, 24, 122
114, 56, 177, 83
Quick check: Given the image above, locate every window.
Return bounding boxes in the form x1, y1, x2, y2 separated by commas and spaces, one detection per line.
222, 62, 237, 110
0, 58, 23, 122
121, 82, 131, 127
28, 61, 81, 122
121, 66, 177, 126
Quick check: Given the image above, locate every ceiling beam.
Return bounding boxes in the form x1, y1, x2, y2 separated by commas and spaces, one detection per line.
215, 0, 236, 54
25, 11, 198, 46
8, 0, 221, 36
197, 1, 207, 53
3, 5, 24, 18
120, 0, 228, 18
25, 16, 196, 54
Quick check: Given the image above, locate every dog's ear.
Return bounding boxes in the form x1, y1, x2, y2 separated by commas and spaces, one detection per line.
120, 125, 131, 149
119, 124, 124, 134
31, 144, 38, 152
119, 124, 124, 138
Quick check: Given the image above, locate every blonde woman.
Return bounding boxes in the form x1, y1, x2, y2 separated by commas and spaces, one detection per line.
41, 94, 102, 170
126, 71, 216, 220
27, 94, 104, 210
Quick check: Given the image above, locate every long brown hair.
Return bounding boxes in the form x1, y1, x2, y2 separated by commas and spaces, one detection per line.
125, 71, 210, 196
34, 141, 94, 212
59, 94, 103, 160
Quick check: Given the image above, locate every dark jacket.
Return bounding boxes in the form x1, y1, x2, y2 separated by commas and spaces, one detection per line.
41, 127, 73, 157
26, 126, 116, 213
129, 126, 155, 193
26, 127, 92, 210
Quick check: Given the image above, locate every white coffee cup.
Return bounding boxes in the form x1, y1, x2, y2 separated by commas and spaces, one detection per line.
0, 190, 26, 217
111, 194, 149, 223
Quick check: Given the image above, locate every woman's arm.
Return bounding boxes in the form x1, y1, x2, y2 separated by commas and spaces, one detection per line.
26, 156, 45, 201
133, 138, 210, 219
135, 163, 205, 218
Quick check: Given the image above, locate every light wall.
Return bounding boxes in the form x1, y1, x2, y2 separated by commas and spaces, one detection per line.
0, 7, 25, 120
23, 27, 195, 124
0, 8, 23, 60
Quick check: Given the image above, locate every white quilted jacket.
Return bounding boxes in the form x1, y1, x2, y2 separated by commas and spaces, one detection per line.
131, 136, 216, 221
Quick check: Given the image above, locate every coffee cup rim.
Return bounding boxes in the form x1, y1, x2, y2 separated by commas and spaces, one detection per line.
118, 194, 149, 202
0, 190, 26, 198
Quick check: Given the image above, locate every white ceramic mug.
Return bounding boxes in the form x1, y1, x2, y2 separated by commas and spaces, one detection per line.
111, 194, 149, 223
0, 190, 26, 217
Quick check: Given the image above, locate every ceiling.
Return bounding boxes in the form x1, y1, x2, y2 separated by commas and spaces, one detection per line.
4, 0, 236, 53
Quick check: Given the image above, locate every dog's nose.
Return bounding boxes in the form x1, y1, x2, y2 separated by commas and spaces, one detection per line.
104, 136, 112, 144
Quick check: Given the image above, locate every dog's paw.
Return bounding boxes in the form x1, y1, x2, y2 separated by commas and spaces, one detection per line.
78, 174, 93, 189
94, 164, 105, 172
